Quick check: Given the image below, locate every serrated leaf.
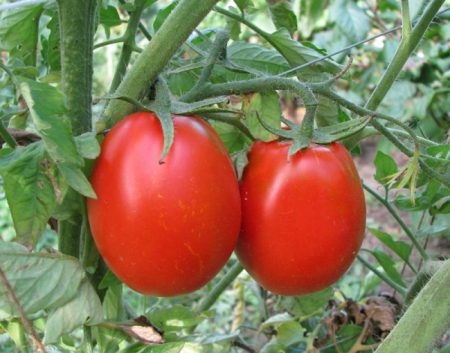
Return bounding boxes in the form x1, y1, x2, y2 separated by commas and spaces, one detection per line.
58, 163, 96, 198
233, 0, 253, 12
75, 132, 101, 160
371, 249, 407, 288
0, 4, 44, 65
17, 77, 82, 166
153, 1, 178, 32
299, 0, 327, 38
267, 0, 297, 36
209, 120, 247, 153
268, 28, 341, 75
276, 287, 333, 317
148, 305, 206, 332
368, 228, 412, 264
242, 92, 281, 141
374, 151, 398, 186
42, 11, 60, 71
17, 77, 96, 197
0, 244, 85, 320
329, 0, 370, 42
100, 5, 122, 28
0, 144, 66, 243
261, 313, 295, 329
44, 280, 103, 343
228, 41, 290, 75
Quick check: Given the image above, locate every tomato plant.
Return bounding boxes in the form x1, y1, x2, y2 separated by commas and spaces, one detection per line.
87, 112, 241, 296
237, 141, 366, 295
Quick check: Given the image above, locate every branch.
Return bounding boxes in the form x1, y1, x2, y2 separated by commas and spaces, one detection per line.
195, 262, 243, 313
366, 0, 445, 111
0, 266, 47, 353
109, 0, 147, 93
100, 0, 221, 131
363, 183, 427, 263
357, 254, 407, 295
0, 122, 17, 148
401, 0, 412, 38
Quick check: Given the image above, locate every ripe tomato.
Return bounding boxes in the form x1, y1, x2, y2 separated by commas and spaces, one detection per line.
87, 112, 241, 296
236, 141, 366, 296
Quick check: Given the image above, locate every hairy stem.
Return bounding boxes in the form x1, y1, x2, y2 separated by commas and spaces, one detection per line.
366, 0, 445, 110
100, 0, 221, 130
56, 0, 97, 257
109, 0, 147, 93
357, 255, 407, 295
363, 183, 428, 261
196, 262, 243, 313
0, 266, 47, 353
374, 259, 450, 353
57, 0, 96, 134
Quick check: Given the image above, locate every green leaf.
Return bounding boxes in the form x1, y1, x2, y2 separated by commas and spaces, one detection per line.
261, 313, 295, 329
208, 120, 247, 153
275, 321, 304, 347
368, 228, 412, 264
75, 132, 101, 160
315, 94, 339, 127
416, 225, 449, 238
148, 305, 206, 332
371, 249, 407, 288
0, 144, 66, 243
45, 280, 103, 343
329, 0, 370, 42
233, 0, 253, 13
276, 287, 333, 317
153, 1, 178, 32
267, 0, 297, 36
374, 150, 398, 186
17, 77, 95, 197
268, 28, 341, 75
242, 92, 281, 141
58, 163, 96, 198
299, 0, 327, 38
228, 41, 291, 75
100, 5, 122, 28
0, 4, 44, 65
0, 243, 86, 319
41, 11, 60, 72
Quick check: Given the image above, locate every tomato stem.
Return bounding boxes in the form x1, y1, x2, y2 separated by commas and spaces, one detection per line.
365, 0, 445, 111
109, 0, 148, 93
196, 261, 243, 313
357, 254, 407, 295
181, 30, 230, 102
363, 183, 428, 261
100, 0, 221, 131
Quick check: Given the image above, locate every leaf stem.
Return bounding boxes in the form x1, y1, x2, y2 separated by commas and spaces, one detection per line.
365, 0, 445, 111
0, 266, 47, 353
196, 261, 243, 313
401, 0, 412, 38
357, 255, 407, 295
100, 0, 221, 130
363, 183, 428, 261
181, 30, 230, 101
94, 36, 126, 50
109, 0, 147, 93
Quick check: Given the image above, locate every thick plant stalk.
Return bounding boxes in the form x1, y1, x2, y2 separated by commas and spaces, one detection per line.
57, 0, 96, 134
374, 259, 450, 353
100, 0, 221, 130
57, 0, 97, 257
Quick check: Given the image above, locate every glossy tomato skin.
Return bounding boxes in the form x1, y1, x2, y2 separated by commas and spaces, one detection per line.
236, 141, 366, 296
87, 112, 241, 296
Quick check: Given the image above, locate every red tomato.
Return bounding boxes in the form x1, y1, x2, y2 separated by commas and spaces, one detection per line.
87, 112, 241, 296
236, 141, 366, 296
